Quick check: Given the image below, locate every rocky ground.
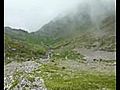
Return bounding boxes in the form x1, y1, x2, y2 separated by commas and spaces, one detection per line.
4, 61, 47, 90
4, 48, 116, 90
74, 48, 116, 61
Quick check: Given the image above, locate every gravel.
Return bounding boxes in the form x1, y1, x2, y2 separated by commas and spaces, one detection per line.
4, 61, 47, 90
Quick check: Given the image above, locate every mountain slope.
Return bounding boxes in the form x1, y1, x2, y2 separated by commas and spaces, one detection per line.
5, 27, 29, 41
4, 33, 47, 64
29, 1, 115, 52
4, 0, 116, 60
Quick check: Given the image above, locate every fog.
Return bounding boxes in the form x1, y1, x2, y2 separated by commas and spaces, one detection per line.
4, 0, 115, 32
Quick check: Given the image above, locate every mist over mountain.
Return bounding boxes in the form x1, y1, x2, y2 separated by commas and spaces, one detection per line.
4, 0, 116, 89
5, 0, 115, 47
5, 0, 115, 32
31, 0, 115, 41
5, 0, 116, 50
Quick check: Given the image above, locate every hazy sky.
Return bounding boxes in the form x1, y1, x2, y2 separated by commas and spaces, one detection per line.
4, 0, 84, 32
4, 0, 115, 32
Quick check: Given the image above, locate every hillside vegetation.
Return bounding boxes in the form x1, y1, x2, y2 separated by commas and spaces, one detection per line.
4, 0, 116, 89
4, 35, 46, 64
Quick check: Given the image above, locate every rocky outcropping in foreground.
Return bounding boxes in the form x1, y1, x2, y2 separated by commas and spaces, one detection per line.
4, 61, 47, 90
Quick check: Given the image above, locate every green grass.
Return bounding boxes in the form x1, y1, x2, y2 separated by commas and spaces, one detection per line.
4, 27, 116, 90
4, 35, 47, 64
37, 62, 116, 90
52, 50, 84, 60
6, 60, 116, 90
44, 74, 115, 90
9, 79, 19, 90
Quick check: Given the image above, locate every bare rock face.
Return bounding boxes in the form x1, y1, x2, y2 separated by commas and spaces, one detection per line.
4, 61, 47, 90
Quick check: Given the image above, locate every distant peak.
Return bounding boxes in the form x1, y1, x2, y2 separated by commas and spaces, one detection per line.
4, 26, 29, 33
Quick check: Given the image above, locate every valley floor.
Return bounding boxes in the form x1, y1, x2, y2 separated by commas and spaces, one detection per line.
4, 51, 116, 90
